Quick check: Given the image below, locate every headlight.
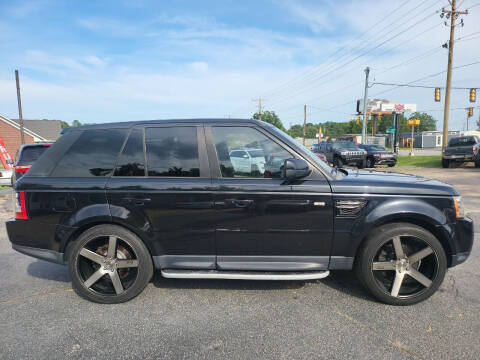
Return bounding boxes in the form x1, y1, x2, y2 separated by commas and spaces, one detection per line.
453, 196, 465, 218
340, 151, 348, 155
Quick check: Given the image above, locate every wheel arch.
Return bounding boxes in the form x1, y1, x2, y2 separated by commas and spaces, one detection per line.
62, 220, 157, 262
353, 216, 454, 267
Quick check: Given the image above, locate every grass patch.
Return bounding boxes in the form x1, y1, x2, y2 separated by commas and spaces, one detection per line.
396, 155, 442, 168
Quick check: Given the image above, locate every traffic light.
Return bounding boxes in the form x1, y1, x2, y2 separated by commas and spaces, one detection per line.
470, 88, 476, 102
356, 115, 360, 125
434, 88, 441, 102
468, 107, 473, 117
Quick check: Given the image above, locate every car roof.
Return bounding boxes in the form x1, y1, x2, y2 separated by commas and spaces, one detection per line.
62, 118, 261, 133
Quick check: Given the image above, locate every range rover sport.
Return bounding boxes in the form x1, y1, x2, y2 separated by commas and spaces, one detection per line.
7, 119, 473, 305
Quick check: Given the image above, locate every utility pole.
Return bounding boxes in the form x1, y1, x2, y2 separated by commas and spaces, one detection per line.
252, 98, 267, 121
303, 104, 307, 146
441, 0, 468, 149
15, 70, 25, 145
361, 67, 370, 144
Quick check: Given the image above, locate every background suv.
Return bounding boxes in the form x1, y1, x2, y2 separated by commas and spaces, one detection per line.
442, 135, 480, 168
7, 119, 473, 305
12, 143, 52, 185
358, 144, 397, 168
316, 141, 366, 168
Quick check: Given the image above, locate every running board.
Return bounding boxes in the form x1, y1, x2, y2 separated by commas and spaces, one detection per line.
161, 269, 330, 281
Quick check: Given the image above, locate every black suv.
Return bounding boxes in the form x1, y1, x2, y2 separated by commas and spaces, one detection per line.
12, 143, 52, 185
358, 144, 397, 168
317, 141, 367, 168
7, 119, 473, 305
442, 135, 480, 168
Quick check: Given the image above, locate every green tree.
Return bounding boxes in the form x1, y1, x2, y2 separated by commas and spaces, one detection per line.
408, 112, 437, 132
60, 120, 84, 129
253, 111, 286, 132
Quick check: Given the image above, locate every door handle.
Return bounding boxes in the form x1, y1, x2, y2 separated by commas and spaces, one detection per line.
122, 197, 151, 206
231, 199, 254, 208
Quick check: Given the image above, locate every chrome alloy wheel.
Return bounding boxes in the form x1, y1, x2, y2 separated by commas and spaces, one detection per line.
77, 236, 139, 295
371, 235, 438, 298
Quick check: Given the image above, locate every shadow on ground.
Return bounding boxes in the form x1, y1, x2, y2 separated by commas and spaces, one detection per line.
27, 260, 70, 282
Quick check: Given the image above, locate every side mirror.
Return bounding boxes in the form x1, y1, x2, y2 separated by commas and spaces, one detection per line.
282, 158, 311, 181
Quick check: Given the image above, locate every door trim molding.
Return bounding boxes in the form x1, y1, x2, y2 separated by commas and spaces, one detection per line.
217, 255, 329, 271
153, 255, 215, 270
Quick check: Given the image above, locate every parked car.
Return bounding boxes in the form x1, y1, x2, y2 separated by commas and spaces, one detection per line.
358, 144, 397, 168
229, 148, 265, 175
7, 119, 473, 305
310, 143, 328, 163
442, 135, 480, 168
316, 141, 367, 168
0, 169, 13, 186
12, 143, 52, 185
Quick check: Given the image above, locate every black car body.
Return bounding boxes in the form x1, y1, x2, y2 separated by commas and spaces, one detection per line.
7, 119, 473, 305
13, 143, 52, 185
442, 135, 480, 168
358, 144, 397, 168
316, 141, 367, 168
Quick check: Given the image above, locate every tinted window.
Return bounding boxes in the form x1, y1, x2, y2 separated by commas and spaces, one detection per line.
369, 145, 386, 151
333, 142, 357, 149
449, 136, 476, 147
212, 126, 292, 178
18, 146, 49, 165
146, 127, 199, 177
52, 129, 127, 177
114, 129, 145, 176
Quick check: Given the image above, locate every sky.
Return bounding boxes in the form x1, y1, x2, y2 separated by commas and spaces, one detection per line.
0, 0, 479, 131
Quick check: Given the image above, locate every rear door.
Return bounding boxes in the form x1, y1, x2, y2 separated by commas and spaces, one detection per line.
206, 124, 333, 271
106, 124, 216, 270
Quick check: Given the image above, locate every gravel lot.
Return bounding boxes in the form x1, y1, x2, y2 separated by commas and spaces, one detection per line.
0, 167, 478, 360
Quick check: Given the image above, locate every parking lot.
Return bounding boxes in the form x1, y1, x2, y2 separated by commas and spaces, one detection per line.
0, 167, 479, 360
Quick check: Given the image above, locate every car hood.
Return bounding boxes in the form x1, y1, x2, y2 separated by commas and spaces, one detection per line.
329, 169, 458, 196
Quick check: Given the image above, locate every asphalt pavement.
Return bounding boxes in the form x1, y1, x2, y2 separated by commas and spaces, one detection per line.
0, 167, 479, 360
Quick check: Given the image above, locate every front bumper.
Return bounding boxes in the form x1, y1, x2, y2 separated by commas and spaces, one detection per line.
447, 216, 474, 267
341, 156, 365, 164
443, 154, 476, 161
374, 158, 397, 165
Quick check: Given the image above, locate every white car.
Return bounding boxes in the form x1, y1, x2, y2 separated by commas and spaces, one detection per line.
229, 149, 266, 175
0, 169, 12, 186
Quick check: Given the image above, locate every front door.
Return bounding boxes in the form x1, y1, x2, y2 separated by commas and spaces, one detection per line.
206, 125, 333, 271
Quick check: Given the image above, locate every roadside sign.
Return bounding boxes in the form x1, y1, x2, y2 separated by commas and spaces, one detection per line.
407, 119, 420, 126
386, 126, 395, 134
381, 103, 417, 113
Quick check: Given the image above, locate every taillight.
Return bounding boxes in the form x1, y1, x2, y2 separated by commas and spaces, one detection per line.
15, 191, 28, 220
15, 165, 31, 173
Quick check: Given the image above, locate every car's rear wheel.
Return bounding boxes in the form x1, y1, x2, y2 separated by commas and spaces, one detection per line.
68, 225, 153, 304
366, 157, 375, 168
355, 223, 447, 305
442, 159, 450, 168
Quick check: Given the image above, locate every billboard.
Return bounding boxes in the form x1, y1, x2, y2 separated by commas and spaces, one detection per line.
356, 99, 416, 114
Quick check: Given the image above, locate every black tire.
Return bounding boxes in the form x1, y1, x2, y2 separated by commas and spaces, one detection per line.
68, 224, 153, 304
475, 160, 480, 168
366, 157, 375, 168
334, 156, 344, 168
442, 159, 450, 168
355, 223, 447, 306
357, 159, 366, 169
387, 163, 395, 167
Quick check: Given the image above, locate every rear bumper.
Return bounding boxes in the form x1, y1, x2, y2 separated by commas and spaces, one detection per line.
12, 243, 65, 264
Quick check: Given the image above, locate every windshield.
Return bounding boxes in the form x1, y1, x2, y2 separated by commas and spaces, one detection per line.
448, 137, 476, 147
18, 146, 49, 165
262, 123, 334, 174
332, 142, 357, 150
368, 145, 386, 151
247, 149, 264, 158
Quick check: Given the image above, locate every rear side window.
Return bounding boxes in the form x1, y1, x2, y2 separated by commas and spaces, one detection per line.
145, 127, 200, 177
51, 129, 127, 177
114, 129, 145, 176
18, 146, 49, 165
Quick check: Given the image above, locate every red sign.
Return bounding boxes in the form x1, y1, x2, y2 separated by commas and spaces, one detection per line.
394, 104, 405, 111
0, 137, 13, 170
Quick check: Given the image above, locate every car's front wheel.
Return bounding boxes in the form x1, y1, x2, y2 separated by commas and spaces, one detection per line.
355, 223, 447, 305
68, 224, 153, 304
442, 159, 450, 168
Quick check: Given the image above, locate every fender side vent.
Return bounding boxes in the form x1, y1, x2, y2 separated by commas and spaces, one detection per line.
336, 199, 367, 216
